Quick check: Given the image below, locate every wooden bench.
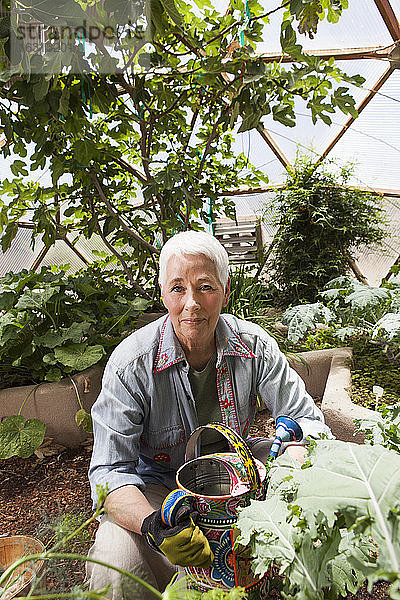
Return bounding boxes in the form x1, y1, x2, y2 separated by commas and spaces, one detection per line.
213, 219, 263, 265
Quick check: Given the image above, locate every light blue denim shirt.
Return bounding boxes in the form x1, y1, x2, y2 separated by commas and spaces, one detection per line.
88, 314, 331, 506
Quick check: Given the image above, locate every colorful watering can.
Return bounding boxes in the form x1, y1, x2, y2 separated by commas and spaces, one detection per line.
161, 418, 303, 597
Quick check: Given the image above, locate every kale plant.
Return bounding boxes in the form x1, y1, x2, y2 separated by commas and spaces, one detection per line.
237, 439, 400, 600
281, 275, 400, 362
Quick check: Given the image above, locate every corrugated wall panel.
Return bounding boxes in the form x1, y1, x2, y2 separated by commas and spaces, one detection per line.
0, 228, 45, 276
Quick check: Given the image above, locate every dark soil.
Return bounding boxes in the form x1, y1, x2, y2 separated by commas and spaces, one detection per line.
0, 411, 391, 599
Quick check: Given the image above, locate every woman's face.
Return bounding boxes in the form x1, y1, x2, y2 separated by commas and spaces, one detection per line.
161, 253, 230, 353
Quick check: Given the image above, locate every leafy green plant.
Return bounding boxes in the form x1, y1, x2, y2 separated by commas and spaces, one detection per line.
281, 302, 334, 345
282, 276, 400, 363
0, 264, 150, 459
0, 0, 364, 289
237, 439, 400, 600
0, 265, 150, 388
265, 158, 387, 306
225, 264, 270, 320
348, 339, 400, 410
355, 402, 400, 454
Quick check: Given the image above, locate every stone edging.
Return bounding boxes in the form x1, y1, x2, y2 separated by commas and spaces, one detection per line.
290, 347, 378, 443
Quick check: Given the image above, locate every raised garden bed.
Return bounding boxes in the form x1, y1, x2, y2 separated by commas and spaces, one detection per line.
289, 347, 377, 443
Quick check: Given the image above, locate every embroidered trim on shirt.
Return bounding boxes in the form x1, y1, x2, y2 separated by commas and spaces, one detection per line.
153, 316, 186, 373
216, 357, 240, 433
221, 317, 256, 358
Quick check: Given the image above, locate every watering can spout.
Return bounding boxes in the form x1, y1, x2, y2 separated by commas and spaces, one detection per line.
268, 416, 303, 459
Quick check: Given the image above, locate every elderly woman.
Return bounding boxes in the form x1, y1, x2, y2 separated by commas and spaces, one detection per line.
88, 230, 331, 599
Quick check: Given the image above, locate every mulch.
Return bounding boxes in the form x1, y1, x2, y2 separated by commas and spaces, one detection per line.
0, 411, 391, 599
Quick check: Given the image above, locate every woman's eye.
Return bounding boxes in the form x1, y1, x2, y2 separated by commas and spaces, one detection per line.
171, 285, 184, 292
200, 284, 213, 291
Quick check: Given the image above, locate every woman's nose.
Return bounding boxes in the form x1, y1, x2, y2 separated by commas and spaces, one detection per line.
184, 290, 200, 310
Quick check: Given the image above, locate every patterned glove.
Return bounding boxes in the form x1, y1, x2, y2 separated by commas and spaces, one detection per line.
141, 506, 214, 568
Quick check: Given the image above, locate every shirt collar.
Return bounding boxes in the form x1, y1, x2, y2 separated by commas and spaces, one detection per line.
153, 315, 255, 373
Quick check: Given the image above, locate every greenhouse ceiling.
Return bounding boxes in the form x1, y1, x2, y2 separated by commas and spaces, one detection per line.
0, 0, 399, 285
223, 0, 400, 194
1, 0, 399, 192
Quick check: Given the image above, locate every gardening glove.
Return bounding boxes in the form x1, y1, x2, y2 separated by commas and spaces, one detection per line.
141, 505, 214, 568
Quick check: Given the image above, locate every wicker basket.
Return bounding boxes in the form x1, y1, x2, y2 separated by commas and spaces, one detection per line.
0, 536, 45, 600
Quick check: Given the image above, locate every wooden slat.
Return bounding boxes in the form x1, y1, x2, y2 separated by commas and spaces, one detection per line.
214, 220, 263, 265
226, 249, 257, 256
216, 235, 257, 244
214, 221, 258, 231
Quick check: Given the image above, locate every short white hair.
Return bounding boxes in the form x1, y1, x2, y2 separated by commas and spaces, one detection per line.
159, 230, 229, 289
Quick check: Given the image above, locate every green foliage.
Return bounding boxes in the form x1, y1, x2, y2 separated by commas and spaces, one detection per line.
281, 302, 334, 344
266, 158, 387, 306
0, 265, 150, 388
0, 414, 46, 458
0, 497, 249, 600
348, 338, 400, 410
237, 439, 400, 600
298, 327, 345, 351
282, 276, 400, 364
35, 508, 93, 554
225, 264, 270, 320
355, 402, 400, 455
0, 0, 364, 291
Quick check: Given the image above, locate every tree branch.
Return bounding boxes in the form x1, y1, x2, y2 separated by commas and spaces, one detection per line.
203, 1, 291, 49
89, 171, 160, 255
195, 120, 220, 180
89, 200, 149, 297
181, 108, 199, 158
113, 157, 148, 185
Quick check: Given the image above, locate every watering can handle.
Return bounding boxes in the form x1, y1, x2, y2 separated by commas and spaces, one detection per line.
185, 422, 261, 492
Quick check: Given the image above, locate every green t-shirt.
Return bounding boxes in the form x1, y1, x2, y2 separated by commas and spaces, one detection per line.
188, 354, 228, 455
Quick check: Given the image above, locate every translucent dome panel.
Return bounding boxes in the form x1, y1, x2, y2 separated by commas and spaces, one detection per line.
253, 59, 389, 167
256, 0, 394, 54
355, 197, 400, 286
40, 239, 87, 273
389, 0, 400, 19
203, 0, 393, 54
231, 128, 287, 184
0, 227, 45, 277
328, 69, 400, 191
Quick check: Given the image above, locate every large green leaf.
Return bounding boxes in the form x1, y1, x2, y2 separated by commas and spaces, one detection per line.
282, 302, 334, 344
0, 313, 24, 344
345, 285, 390, 312
0, 415, 46, 459
372, 313, 400, 342
54, 343, 105, 371
75, 408, 93, 433
238, 440, 400, 599
15, 287, 59, 311
37, 330, 65, 349
63, 322, 91, 343
237, 494, 371, 600
159, 0, 184, 27
285, 442, 400, 570
74, 140, 98, 166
